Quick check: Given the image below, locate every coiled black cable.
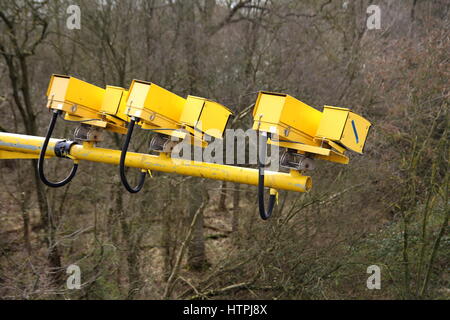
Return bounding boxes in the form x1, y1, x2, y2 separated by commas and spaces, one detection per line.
258, 131, 276, 220
37, 110, 78, 187
119, 117, 146, 193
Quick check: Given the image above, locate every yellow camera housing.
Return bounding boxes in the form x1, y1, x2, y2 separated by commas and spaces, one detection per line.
126, 81, 233, 146
252, 91, 322, 146
252, 91, 371, 165
126, 80, 186, 137
315, 106, 371, 154
180, 95, 233, 140
98, 85, 130, 134
46, 75, 130, 134
46, 74, 104, 119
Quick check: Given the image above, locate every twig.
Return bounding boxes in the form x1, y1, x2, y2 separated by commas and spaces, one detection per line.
163, 200, 207, 299
188, 281, 252, 300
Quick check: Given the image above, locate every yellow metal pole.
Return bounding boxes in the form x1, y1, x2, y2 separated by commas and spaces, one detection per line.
0, 132, 312, 193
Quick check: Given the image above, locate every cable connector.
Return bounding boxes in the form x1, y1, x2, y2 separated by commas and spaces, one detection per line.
54, 140, 77, 158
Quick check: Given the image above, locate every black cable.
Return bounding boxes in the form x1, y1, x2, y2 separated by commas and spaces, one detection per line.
258, 131, 276, 220
57, 112, 99, 123
119, 118, 146, 193
37, 110, 78, 187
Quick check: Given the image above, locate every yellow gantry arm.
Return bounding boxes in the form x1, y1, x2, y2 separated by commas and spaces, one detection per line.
0, 132, 311, 193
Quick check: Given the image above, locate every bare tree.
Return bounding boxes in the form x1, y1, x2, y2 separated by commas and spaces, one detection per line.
0, 0, 63, 281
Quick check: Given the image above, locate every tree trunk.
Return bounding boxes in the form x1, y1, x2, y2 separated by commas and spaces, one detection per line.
162, 208, 173, 281
187, 181, 209, 271
218, 181, 227, 211
232, 183, 240, 233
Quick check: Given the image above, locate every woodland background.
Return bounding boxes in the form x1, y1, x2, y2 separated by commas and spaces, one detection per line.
0, 0, 448, 300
